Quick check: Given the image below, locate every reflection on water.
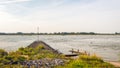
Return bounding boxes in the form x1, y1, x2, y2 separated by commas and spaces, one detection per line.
0, 35, 120, 61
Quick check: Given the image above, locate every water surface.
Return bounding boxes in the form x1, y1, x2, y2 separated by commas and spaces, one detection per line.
0, 35, 120, 61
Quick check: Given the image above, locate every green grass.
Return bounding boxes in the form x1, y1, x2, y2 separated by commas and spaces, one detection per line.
0, 46, 115, 68
56, 55, 115, 68
0, 45, 63, 68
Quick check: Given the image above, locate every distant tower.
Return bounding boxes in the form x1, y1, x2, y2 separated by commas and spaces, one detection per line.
37, 27, 39, 41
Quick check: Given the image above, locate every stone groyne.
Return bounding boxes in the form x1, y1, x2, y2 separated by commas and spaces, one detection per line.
28, 41, 62, 54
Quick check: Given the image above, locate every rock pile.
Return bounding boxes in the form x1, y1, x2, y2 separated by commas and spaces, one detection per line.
22, 58, 64, 68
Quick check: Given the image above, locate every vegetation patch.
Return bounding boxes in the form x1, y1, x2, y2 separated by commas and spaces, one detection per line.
57, 55, 114, 68
0, 45, 115, 68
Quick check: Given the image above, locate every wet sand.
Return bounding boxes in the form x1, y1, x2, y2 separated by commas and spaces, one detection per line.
109, 61, 120, 67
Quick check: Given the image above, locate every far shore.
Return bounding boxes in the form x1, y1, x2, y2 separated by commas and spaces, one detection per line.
0, 32, 120, 35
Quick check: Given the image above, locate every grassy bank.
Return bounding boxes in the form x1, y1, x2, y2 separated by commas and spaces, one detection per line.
0, 45, 115, 68
57, 55, 114, 68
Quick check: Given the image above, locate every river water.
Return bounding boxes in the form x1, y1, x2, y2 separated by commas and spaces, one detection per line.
0, 35, 120, 61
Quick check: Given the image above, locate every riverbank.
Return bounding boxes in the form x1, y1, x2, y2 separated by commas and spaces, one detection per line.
0, 32, 120, 35
109, 61, 120, 68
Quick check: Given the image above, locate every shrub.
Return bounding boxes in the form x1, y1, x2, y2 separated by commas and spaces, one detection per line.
0, 49, 8, 58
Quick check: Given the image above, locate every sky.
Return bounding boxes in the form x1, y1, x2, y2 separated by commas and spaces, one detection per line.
0, 0, 120, 33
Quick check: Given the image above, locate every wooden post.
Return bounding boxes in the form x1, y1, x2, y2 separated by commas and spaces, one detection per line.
77, 49, 79, 52
72, 48, 74, 54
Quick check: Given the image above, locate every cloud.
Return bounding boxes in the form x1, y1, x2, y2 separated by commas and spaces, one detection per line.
0, 0, 120, 33
21, 0, 120, 33
0, 0, 30, 4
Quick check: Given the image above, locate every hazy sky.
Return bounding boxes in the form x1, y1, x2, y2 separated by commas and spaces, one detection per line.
0, 0, 120, 33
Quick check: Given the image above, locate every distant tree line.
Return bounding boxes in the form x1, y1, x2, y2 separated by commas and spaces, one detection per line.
115, 32, 120, 35
0, 32, 119, 35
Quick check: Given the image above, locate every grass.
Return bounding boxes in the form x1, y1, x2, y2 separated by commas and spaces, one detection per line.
0, 45, 63, 68
0, 45, 116, 68
56, 55, 115, 68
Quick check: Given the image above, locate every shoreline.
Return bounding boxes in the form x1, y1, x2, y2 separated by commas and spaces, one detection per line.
109, 61, 120, 67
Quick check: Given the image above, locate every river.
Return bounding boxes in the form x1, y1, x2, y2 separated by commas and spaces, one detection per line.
0, 35, 120, 61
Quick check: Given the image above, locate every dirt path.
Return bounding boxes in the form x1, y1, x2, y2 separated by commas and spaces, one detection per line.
109, 61, 120, 68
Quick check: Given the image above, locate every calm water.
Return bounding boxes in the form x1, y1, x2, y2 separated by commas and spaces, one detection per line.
0, 35, 120, 61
